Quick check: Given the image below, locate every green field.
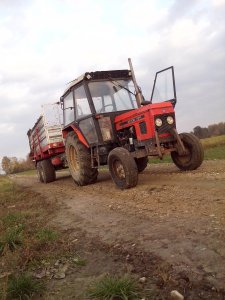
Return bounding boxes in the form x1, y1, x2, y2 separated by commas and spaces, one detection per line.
150, 134, 225, 163
201, 135, 225, 160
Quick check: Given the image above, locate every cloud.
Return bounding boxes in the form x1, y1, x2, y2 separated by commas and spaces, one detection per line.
0, 0, 224, 158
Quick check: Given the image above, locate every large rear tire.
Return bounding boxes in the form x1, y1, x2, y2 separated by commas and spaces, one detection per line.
171, 133, 204, 171
37, 160, 56, 183
108, 147, 138, 189
135, 157, 148, 173
65, 132, 98, 186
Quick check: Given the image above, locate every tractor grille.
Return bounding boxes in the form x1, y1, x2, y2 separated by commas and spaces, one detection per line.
154, 113, 175, 134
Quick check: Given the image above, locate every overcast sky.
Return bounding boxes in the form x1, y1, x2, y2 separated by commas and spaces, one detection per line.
0, 0, 224, 160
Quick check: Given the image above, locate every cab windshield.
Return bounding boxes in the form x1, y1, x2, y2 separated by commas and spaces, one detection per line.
88, 79, 137, 113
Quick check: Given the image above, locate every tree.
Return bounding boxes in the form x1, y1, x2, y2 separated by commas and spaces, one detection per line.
1, 156, 11, 174
193, 126, 210, 139
1, 155, 35, 175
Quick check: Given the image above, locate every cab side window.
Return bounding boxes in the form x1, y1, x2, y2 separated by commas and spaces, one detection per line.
64, 92, 74, 125
74, 85, 91, 119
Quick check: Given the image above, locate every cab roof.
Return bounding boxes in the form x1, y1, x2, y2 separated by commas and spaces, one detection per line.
61, 69, 132, 98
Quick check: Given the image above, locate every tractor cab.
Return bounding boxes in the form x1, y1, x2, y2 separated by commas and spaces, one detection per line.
61, 70, 138, 147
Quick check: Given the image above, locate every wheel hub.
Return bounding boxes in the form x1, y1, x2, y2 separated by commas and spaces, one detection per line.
113, 160, 125, 179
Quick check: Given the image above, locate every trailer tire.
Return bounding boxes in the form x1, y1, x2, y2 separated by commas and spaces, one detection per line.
135, 157, 148, 173
37, 160, 56, 183
65, 132, 98, 186
171, 133, 204, 171
37, 161, 44, 183
108, 147, 138, 189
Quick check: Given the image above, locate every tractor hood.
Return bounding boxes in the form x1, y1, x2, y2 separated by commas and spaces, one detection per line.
115, 102, 174, 128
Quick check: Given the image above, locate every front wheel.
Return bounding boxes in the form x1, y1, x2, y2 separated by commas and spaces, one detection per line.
135, 157, 148, 173
171, 133, 204, 171
108, 147, 138, 189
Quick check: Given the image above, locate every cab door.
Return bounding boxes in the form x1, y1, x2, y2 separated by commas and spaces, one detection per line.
150, 66, 177, 107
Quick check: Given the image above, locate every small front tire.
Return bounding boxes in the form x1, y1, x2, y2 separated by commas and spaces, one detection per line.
135, 157, 148, 173
171, 133, 204, 171
108, 147, 138, 189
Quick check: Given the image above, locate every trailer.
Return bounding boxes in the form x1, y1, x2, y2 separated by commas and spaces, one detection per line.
27, 103, 66, 183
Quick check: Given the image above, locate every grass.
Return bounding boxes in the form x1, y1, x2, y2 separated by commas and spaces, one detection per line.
203, 145, 225, 160
201, 135, 225, 149
149, 155, 172, 164
0, 177, 66, 299
88, 275, 141, 300
36, 228, 59, 244
15, 169, 36, 176
1, 212, 26, 228
0, 179, 16, 204
0, 225, 24, 253
2, 274, 44, 300
201, 135, 225, 160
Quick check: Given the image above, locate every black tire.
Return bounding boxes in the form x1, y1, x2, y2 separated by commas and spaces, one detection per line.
108, 147, 138, 189
171, 133, 204, 171
37, 160, 56, 183
135, 157, 148, 173
36, 161, 44, 183
65, 132, 98, 186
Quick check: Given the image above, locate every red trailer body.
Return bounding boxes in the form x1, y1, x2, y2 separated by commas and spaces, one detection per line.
27, 104, 66, 183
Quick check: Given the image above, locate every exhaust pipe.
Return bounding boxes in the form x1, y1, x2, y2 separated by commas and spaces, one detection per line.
128, 58, 143, 108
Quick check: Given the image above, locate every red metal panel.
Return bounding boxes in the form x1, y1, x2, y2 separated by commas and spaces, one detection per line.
115, 102, 175, 141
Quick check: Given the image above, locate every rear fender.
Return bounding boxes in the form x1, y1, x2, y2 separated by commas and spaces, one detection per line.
62, 125, 89, 148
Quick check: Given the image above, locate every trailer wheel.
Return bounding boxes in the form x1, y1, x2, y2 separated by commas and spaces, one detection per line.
65, 132, 98, 186
135, 157, 148, 173
108, 147, 138, 189
36, 161, 44, 183
171, 133, 204, 171
39, 160, 56, 183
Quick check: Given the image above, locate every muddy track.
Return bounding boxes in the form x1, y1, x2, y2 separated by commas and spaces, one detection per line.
13, 160, 225, 297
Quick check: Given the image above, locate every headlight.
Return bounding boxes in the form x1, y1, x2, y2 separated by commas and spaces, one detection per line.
167, 116, 174, 125
155, 118, 162, 127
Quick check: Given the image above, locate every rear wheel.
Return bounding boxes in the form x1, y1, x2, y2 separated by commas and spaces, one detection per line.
37, 160, 56, 183
171, 133, 204, 171
135, 157, 148, 173
108, 147, 138, 189
65, 132, 98, 186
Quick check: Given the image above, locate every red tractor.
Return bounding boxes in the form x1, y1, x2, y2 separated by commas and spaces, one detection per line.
60, 59, 203, 189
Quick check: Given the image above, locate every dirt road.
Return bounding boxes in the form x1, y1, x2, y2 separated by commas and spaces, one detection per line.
13, 160, 225, 298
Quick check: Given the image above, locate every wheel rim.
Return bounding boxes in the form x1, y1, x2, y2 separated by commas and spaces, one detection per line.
112, 159, 125, 180
68, 145, 80, 172
177, 143, 192, 164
